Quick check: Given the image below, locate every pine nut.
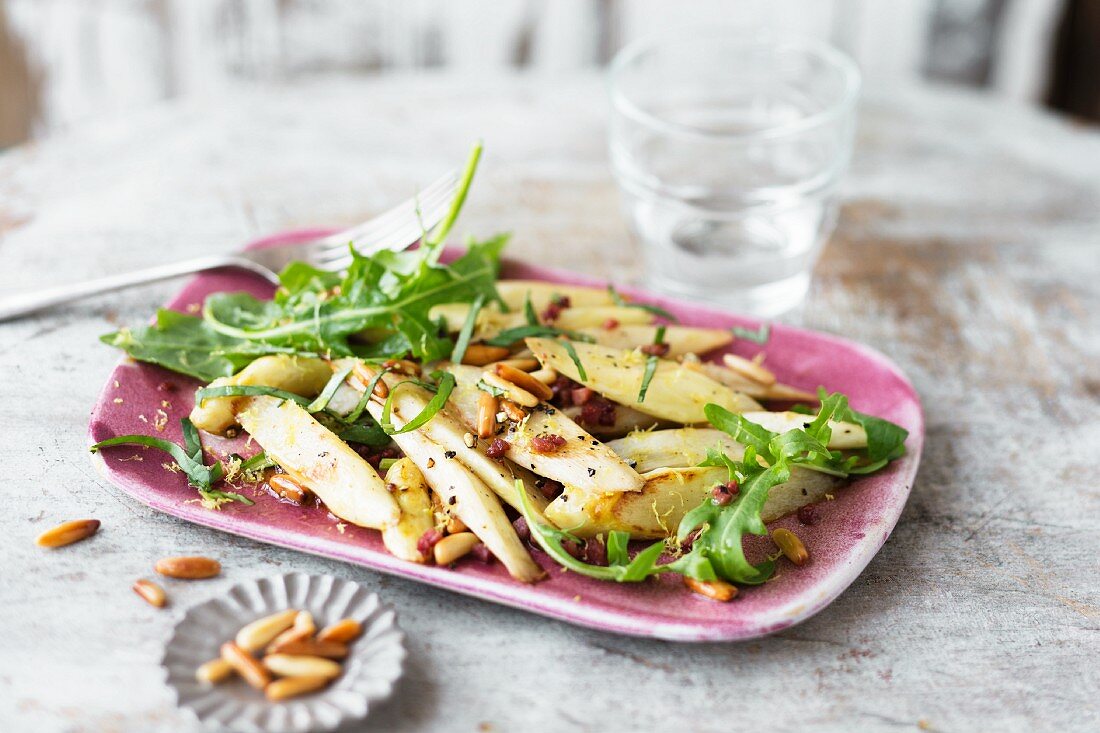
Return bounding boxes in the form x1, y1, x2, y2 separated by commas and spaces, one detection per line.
476, 391, 498, 439
461, 344, 511, 366
352, 362, 389, 398
529, 367, 558, 385
772, 528, 809, 566
36, 519, 100, 548
132, 579, 167, 608
382, 358, 420, 376
463, 431, 477, 449
269, 639, 348, 659
683, 577, 738, 602
236, 609, 299, 652
445, 514, 468, 534
265, 675, 331, 701
316, 618, 362, 644
263, 654, 342, 679
154, 556, 220, 579
196, 658, 234, 684
267, 611, 316, 652
481, 372, 539, 407
500, 399, 527, 422
268, 474, 307, 503
221, 642, 271, 689
433, 531, 480, 566
491, 357, 540, 372
722, 352, 777, 386
494, 363, 554, 401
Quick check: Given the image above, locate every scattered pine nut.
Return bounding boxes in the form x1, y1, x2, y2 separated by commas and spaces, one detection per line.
352, 363, 389, 399
683, 577, 738, 602
316, 618, 362, 644
481, 372, 539, 407
36, 519, 100, 548
463, 432, 477, 449
132, 579, 167, 608
772, 528, 809, 566
196, 658, 234, 684
262, 654, 342, 679
491, 357, 539, 372
220, 642, 271, 690
500, 399, 527, 422
494, 363, 554, 401
434, 531, 480, 566
268, 474, 308, 503
236, 609, 299, 652
476, 391, 499, 439
154, 556, 221, 579
722, 352, 777, 386
445, 514, 468, 534
461, 344, 511, 366
265, 675, 331, 701
267, 611, 316, 652
270, 639, 348, 659
529, 367, 558, 385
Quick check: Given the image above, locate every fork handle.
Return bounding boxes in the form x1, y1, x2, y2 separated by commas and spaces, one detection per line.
0, 254, 277, 322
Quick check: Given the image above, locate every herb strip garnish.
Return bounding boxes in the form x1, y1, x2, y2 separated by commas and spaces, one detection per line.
731, 323, 771, 344
91, 418, 254, 508
558, 339, 587, 381
637, 325, 666, 403
379, 372, 457, 435
607, 285, 678, 322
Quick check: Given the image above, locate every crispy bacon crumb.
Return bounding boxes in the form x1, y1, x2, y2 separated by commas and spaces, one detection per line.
486, 438, 510, 460
531, 433, 567, 454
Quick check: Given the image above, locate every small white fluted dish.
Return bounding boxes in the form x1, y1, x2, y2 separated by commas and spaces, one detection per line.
162, 573, 405, 733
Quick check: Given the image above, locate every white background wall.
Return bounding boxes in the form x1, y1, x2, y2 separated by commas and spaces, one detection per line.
0, 0, 1067, 142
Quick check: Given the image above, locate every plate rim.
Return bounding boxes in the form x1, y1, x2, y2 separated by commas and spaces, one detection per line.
88, 229, 924, 642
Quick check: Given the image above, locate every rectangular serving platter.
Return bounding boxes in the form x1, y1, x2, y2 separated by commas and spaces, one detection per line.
89, 229, 923, 642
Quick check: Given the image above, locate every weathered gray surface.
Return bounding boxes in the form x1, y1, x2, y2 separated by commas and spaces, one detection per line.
1, 75, 1097, 733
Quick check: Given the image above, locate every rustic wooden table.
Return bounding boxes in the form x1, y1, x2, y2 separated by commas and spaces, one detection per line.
1, 75, 1097, 733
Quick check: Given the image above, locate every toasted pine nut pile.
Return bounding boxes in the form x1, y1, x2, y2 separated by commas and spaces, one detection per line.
198, 609, 363, 701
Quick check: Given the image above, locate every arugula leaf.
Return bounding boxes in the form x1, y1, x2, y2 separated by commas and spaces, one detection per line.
515, 481, 668, 582
637, 325, 666, 402
607, 285, 678, 322
731, 323, 771, 344
99, 309, 293, 383
675, 461, 790, 584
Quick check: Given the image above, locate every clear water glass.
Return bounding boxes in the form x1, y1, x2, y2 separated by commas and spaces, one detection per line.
608, 31, 860, 317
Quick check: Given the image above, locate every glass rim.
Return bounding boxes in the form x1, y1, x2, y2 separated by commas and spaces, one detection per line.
607, 28, 862, 142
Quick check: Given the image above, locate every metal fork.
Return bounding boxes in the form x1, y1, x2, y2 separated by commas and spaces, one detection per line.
0, 170, 459, 322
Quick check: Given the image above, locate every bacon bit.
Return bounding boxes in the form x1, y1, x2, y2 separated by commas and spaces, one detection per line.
550, 375, 581, 406
640, 342, 670, 357
486, 438, 511, 460
534, 478, 564, 500
583, 538, 607, 566
602, 318, 620, 330
711, 484, 734, 506
512, 516, 531, 543
797, 503, 820, 526
531, 433, 567, 454
471, 543, 493, 564
560, 538, 583, 559
417, 529, 443, 557
540, 295, 571, 323
579, 398, 616, 427
570, 387, 594, 406
157, 381, 177, 392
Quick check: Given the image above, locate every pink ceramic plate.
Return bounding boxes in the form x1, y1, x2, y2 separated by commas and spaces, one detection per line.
89, 231, 923, 642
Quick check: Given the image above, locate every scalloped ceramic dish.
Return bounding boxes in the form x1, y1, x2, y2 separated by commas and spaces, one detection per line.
163, 573, 404, 733
89, 230, 923, 642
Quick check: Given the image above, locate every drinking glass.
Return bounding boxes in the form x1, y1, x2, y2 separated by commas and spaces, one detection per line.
608, 30, 860, 317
